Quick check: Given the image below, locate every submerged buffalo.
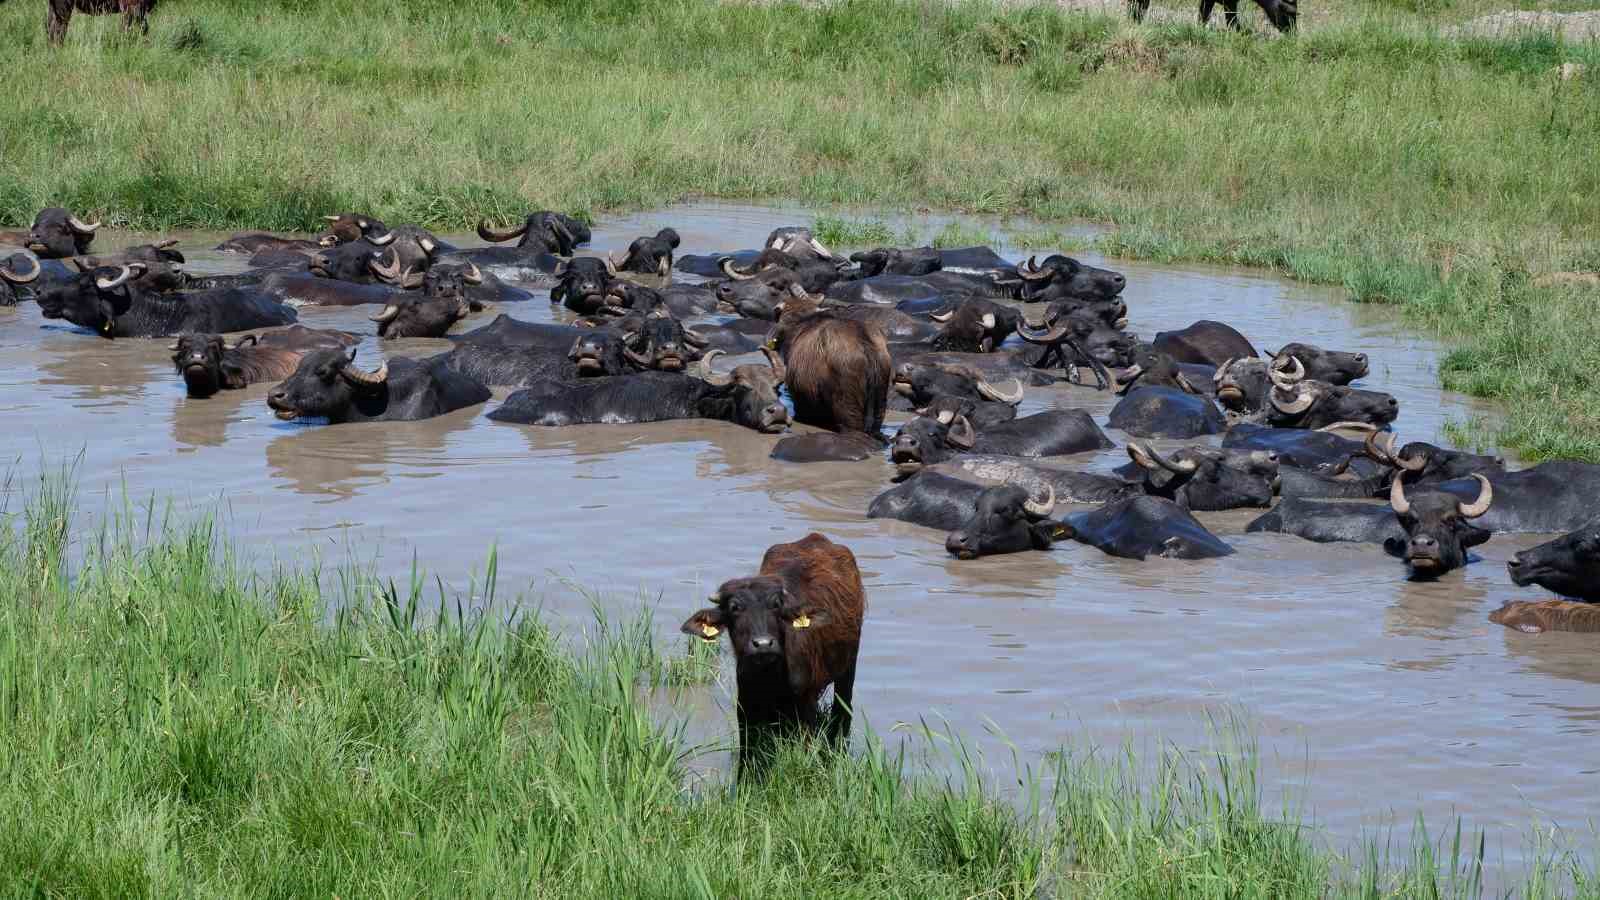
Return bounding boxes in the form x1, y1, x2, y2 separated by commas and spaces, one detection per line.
1119, 442, 1279, 511
488, 356, 789, 433
1151, 321, 1256, 368
20, 208, 100, 259
1066, 495, 1234, 561
369, 262, 487, 339
1013, 255, 1126, 304
477, 212, 589, 255
615, 228, 680, 275
1273, 343, 1368, 386
1262, 358, 1399, 430
171, 326, 357, 398
1490, 600, 1600, 634
0, 252, 42, 305
1108, 386, 1225, 439
37, 263, 297, 338
945, 485, 1070, 559
1507, 521, 1600, 601
216, 213, 384, 255
1385, 475, 1494, 579
850, 247, 942, 278
889, 409, 1113, 478
267, 349, 491, 423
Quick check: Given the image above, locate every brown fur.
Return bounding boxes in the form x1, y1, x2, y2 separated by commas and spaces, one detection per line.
1490, 600, 1600, 634
755, 533, 867, 702
47, 0, 156, 45
222, 345, 305, 389
773, 309, 893, 438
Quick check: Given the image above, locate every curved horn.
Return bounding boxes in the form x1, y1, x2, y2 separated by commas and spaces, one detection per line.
980, 312, 997, 330
1389, 474, 1412, 516
463, 262, 483, 285
400, 266, 425, 290
1270, 383, 1314, 415
340, 355, 389, 386
697, 349, 732, 385
1456, 474, 1493, 519
94, 264, 137, 291
152, 238, 180, 250
370, 249, 403, 282
167, 341, 180, 351
323, 215, 343, 222
0, 252, 41, 284
418, 237, 437, 256
1315, 421, 1379, 435
808, 237, 833, 259
929, 310, 954, 323
975, 377, 1024, 405
1016, 255, 1051, 281
682, 327, 710, 350
1271, 354, 1306, 383
1022, 483, 1056, 518
67, 214, 101, 234
719, 257, 755, 280
365, 228, 395, 247
230, 335, 259, 350
946, 415, 977, 450
1015, 318, 1071, 345
477, 219, 528, 243
1365, 431, 1397, 466
761, 346, 786, 381
369, 304, 401, 324
1176, 372, 1201, 395
1393, 440, 1428, 473
1213, 358, 1235, 385
1127, 442, 1198, 474
603, 252, 620, 276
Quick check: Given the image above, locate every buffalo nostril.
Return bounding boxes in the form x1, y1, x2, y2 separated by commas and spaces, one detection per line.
1507, 558, 1522, 569
752, 637, 774, 649
1356, 354, 1368, 362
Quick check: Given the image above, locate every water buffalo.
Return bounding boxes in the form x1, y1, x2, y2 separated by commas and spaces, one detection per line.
438, 336, 625, 387
1274, 343, 1368, 386
945, 484, 1070, 559
850, 247, 942, 278
770, 304, 892, 438
911, 395, 1017, 431
892, 362, 1027, 411
476, 212, 588, 256
1151, 321, 1257, 368
1427, 462, 1600, 534
1128, 0, 1296, 31
267, 349, 491, 423
615, 228, 680, 275
1112, 349, 1209, 396
449, 314, 588, 351
1508, 521, 1600, 602
1264, 376, 1400, 430
680, 533, 865, 773
1245, 498, 1406, 545
487, 359, 789, 433
216, 213, 384, 254
762, 227, 834, 261
1119, 442, 1279, 511
369, 262, 488, 339
1213, 357, 1271, 414
716, 263, 843, 317
925, 299, 1018, 352
20, 208, 99, 259
1108, 386, 1226, 439
1065, 495, 1234, 560
769, 432, 884, 463
1385, 475, 1494, 579
1355, 431, 1505, 487
551, 257, 616, 315
1490, 600, 1600, 634
46, 0, 155, 44
889, 409, 1113, 478
1013, 254, 1126, 304
0, 252, 42, 305
1224, 424, 1371, 474
306, 239, 400, 285
868, 459, 1135, 532
1014, 309, 1129, 387
37, 263, 297, 338
171, 326, 356, 398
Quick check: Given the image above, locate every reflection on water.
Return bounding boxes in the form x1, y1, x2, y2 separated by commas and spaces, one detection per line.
1, 202, 1595, 877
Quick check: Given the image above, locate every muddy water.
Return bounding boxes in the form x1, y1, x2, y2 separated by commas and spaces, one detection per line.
2, 202, 1594, 873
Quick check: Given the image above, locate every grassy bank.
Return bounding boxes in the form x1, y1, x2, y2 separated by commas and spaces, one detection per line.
1, 0, 1598, 459
0, 477, 1596, 896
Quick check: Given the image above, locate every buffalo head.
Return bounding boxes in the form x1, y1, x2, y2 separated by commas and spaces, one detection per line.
266, 347, 390, 422
25, 208, 100, 259
1014, 254, 1125, 303
1385, 474, 1494, 579
945, 484, 1067, 559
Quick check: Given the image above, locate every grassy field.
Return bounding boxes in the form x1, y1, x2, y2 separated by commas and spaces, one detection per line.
1, 0, 1597, 460
0, 474, 1594, 897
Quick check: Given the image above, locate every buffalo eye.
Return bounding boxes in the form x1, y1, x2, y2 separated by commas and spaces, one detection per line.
316, 366, 337, 381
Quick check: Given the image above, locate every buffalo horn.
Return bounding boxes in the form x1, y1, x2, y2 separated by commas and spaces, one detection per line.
1270, 354, 1306, 384
1022, 483, 1056, 518
340, 353, 388, 386
370, 304, 401, 324
808, 237, 834, 259
463, 262, 484, 285
697, 349, 732, 385
719, 257, 755, 280
67, 214, 101, 234
0, 252, 41, 284
682, 327, 710, 350
1389, 475, 1411, 516
975, 377, 1024, 405
929, 310, 954, 323
1213, 358, 1236, 385
1015, 255, 1051, 281
1393, 438, 1427, 472
419, 237, 437, 256
167, 341, 180, 351
760, 346, 786, 380
1315, 421, 1379, 435
1457, 474, 1493, 518
980, 312, 996, 330
477, 219, 528, 243
603, 253, 620, 276
365, 228, 396, 247
400, 267, 425, 290
323, 215, 343, 222
947, 415, 977, 450
1127, 441, 1198, 474
94, 263, 142, 291
370, 250, 403, 282
1270, 383, 1314, 415
1176, 372, 1201, 394
1015, 318, 1070, 345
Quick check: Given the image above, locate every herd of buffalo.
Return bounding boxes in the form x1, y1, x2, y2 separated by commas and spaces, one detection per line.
2, 204, 1595, 762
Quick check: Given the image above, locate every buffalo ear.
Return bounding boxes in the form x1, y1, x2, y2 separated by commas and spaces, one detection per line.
1382, 537, 1407, 559
680, 608, 727, 643
1461, 525, 1492, 549
1031, 520, 1072, 549
220, 359, 248, 389
782, 604, 828, 630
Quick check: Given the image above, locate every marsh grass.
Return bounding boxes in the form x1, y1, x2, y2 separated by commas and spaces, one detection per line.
1, 0, 1598, 458
0, 474, 1596, 896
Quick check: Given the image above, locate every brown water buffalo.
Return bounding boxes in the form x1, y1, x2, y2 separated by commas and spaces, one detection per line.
170, 326, 357, 398
46, 0, 155, 45
769, 299, 893, 439
1489, 600, 1600, 634
680, 533, 866, 774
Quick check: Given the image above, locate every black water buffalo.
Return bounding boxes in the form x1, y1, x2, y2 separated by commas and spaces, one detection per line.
1429, 463, 1600, 535
0, 252, 42, 305
769, 432, 884, 463
306, 239, 397, 285
487, 364, 789, 433
1273, 343, 1368, 386
1245, 498, 1406, 545
216, 213, 384, 254
1223, 424, 1371, 474
889, 409, 1113, 478
437, 337, 625, 387
1356, 431, 1505, 487
1108, 386, 1226, 439
1490, 600, 1600, 634
716, 264, 842, 318
260, 271, 399, 307
551, 257, 616, 314
1151, 321, 1256, 368
1113, 349, 1210, 396
37, 263, 297, 338
770, 302, 892, 438
20, 208, 99, 258
762, 227, 834, 261
868, 472, 990, 531
910, 395, 1017, 431
1212, 357, 1271, 414
1263, 369, 1399, 430
476, 211, 588, 256
891, 362, 1028, 412
46, 0, 155, 44
370, 262, 491, 338
924, 299, 1018, 352
1128, 0, 1296, 31
1386, 474, 1494, 579
1118, 442, 1279, 511
171, 326, 356, 398
267, 349, 490, 424
1014, 309, 1130, 387
1065, 496, 1234, 560
615, 228, 680, 275
945, 484, 1070, 559
1508, 520, 1600, 602
868, 458, 1137, 532
1013, 254, 1126, 304
850, 246, 942, 278
448, 314, 588, 351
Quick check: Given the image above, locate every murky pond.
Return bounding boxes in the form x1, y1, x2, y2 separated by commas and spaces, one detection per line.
1, 202, 1593, 873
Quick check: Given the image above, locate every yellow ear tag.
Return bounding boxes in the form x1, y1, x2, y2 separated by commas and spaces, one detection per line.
791, 615, 811, 629
101, 320, 114, 334
699, 624, 721, 642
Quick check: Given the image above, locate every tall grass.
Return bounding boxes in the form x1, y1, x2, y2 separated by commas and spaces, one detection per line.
1, 1, 1598, 458
1, 476, 1597, 895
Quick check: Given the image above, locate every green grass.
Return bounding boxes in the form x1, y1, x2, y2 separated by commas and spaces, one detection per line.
1, 0, 1598, 460
2, 472, 1598, 896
